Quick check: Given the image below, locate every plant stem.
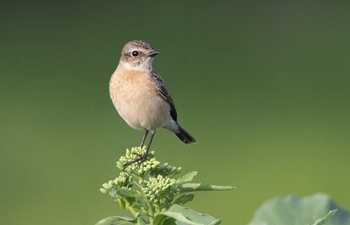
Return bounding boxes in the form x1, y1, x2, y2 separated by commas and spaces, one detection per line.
145, 197, 154, 224
155, 203, 161, 214
126, 204, 138, 218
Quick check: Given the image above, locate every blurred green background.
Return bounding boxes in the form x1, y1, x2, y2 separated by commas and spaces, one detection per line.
1, 1, 349, 224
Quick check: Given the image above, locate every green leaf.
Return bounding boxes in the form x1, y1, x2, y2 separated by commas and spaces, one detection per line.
249, 193, 350, 225
137, 217, 148, 225
178, 183, 235, 193
154, 204, 222, 225
116, 189, 143, 198
176, 171, 198, 183
310, 209, 338, 225
173, 194, 195, 205
95, 216, 136, 225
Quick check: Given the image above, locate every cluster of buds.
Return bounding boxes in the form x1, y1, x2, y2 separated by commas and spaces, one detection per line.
141, 174, 177, 204
116, 146, 160, 176
150, 162, 182, 178
100, 171, 133, 195
101, 146, 183, 208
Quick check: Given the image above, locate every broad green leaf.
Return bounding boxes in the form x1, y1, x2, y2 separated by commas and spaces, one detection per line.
154, 204, 222, 225
176, 171, 198, 183
95, 216, 136, 225
249, 193, 350, 225
154, 212, 198, 225
179, 183, 235, 193
310, 209, 338, 225
173, 194, 195, 205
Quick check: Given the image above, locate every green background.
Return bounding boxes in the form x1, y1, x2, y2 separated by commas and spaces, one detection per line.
1, 1, 349, 224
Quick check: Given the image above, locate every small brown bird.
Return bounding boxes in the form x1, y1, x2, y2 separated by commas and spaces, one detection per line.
109, 40, 196, 164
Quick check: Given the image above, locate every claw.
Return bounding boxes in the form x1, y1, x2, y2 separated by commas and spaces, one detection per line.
123, 153, 147, 168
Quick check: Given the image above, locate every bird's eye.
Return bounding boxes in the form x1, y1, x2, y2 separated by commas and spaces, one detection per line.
131, 51, 139, 57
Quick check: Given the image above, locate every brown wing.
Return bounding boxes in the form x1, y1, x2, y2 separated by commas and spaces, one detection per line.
150, 71, 178, 121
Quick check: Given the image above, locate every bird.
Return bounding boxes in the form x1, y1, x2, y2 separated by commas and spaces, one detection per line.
109, 40, 196, 165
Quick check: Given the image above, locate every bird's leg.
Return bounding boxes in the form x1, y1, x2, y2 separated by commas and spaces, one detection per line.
140, 130, 149, 148
124, 130, 156, 168
141, 130, 155, 161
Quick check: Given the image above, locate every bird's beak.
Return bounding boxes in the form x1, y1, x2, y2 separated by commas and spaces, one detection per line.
147, 50, 160, 57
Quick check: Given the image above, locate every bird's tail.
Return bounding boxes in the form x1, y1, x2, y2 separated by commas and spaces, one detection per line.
175, 125, 196, 144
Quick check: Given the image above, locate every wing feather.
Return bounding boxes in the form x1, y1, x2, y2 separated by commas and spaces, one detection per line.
151, 71, 178, 121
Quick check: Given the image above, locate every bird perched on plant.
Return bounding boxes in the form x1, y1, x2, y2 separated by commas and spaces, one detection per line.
109, 40, 196, 165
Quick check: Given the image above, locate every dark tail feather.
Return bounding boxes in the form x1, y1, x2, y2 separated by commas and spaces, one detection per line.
175, 125, 196, 144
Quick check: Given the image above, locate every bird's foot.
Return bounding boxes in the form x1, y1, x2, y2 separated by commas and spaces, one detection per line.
123, 153, 147, 168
